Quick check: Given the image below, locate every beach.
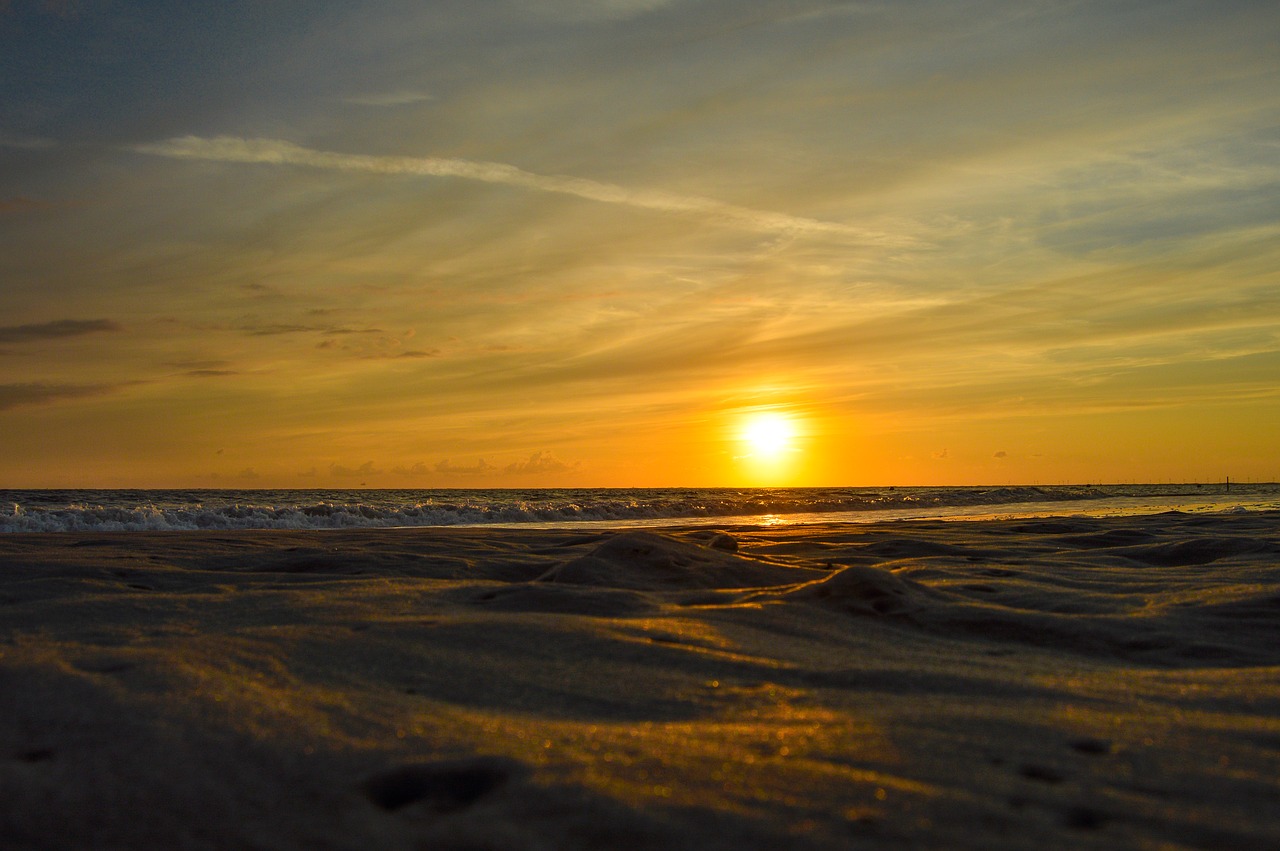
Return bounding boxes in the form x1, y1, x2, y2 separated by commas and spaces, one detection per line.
2, 510, 1278, 849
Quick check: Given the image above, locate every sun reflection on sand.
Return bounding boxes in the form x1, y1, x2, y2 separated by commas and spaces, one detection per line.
446, 685, 906, 817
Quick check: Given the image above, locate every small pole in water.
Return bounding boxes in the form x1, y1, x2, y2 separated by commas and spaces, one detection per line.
1226, 475, 1230, 493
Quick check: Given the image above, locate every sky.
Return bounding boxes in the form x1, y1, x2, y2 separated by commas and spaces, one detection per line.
2, 0, 1278, 488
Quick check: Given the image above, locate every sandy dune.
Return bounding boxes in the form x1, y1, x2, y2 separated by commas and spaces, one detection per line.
2, 511, 1278, 849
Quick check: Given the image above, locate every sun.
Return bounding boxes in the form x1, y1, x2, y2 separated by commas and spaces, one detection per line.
740, 411, 797, 461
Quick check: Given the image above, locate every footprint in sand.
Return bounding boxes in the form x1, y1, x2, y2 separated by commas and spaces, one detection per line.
1069, 737, 1113, 756
362, 756, 524, 813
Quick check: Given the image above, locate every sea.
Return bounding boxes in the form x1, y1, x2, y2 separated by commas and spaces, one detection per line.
3, 483, 1278, 533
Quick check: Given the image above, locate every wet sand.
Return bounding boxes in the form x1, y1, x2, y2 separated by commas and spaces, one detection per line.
2, 511, 1278, 849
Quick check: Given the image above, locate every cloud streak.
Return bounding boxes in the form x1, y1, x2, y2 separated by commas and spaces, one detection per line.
134, 136, 908, 245
329, 461, 380, 479
342, 91, 433, 107
434, 458, 496, 476
504, 450, 579, 476
0, 134, 56, 150
0, 382, 117, 412
0, 319, 121, 344
1, 197, 55, 215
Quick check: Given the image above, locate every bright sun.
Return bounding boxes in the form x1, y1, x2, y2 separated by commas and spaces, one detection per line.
741, 412, 796, 460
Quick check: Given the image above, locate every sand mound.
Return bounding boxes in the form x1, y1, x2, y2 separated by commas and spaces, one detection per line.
3, 514, 1280, 850
462, 582, 656, 617
782, 563, 930, 616
1118, 536, 1280, 566
853, 538, 990, 561
535, 530, 801, 591
1051, 528, 1157, 549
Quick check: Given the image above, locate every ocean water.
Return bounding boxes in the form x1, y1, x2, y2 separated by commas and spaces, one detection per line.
3, 483, 1278, 533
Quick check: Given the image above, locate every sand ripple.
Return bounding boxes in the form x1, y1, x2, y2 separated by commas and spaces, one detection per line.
2, 511, 1278, 849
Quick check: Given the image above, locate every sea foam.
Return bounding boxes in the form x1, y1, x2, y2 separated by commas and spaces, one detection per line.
2, 484, 1276, 533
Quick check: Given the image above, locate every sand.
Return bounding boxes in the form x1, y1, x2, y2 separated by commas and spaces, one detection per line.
2, 511, 1278, 849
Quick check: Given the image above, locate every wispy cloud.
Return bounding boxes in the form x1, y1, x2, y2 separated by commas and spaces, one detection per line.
531, 0, 681, 23
373, 349, 440, 359
434, 458, 496, 476
329, 460, 381, 478
183, 369, 241, 378
1, 197, 55, 214
32, 0, 81, 19
234, 321, 383, 337
0, 382, 117, 411
342, 90, 434, 107
504, 450, 579, 476
0, 133, 56, 150
0, 319, 121, 344
164, 359, 233, 371
133, 136, 909, 245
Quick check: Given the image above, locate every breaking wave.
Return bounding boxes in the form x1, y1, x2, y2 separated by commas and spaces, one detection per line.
3, 484, 1274, 533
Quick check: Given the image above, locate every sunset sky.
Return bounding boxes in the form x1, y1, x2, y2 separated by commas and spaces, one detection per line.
2, 1, 1278, 488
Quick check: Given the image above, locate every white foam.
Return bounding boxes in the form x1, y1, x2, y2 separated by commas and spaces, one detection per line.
1, 485, 1275, 533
